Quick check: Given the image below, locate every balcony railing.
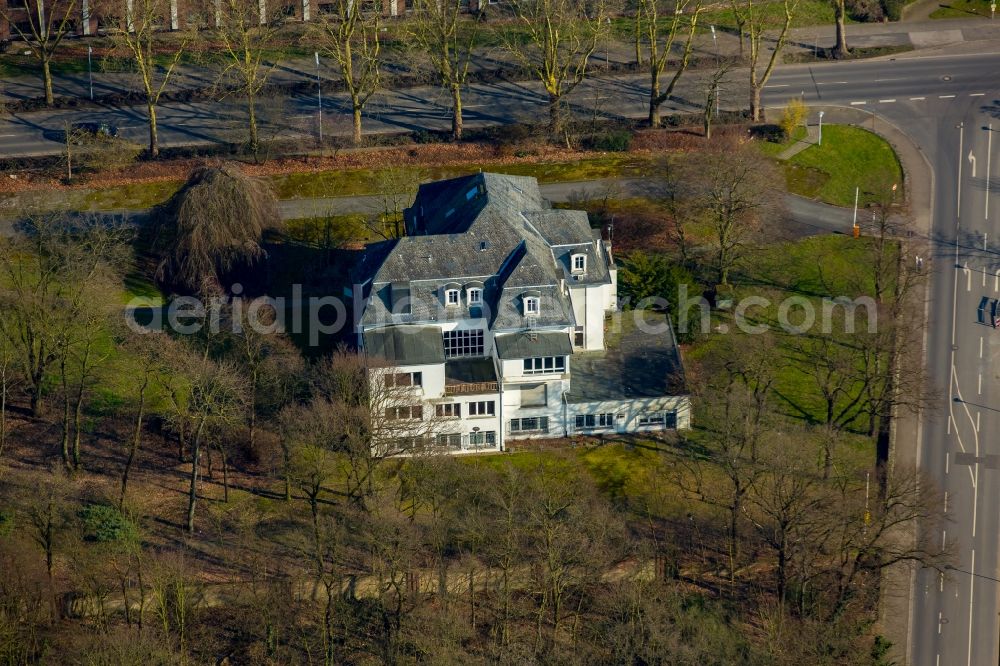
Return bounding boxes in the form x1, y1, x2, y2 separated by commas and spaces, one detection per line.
444, 381, 499, 396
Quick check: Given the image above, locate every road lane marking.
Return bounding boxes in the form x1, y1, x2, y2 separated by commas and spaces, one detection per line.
978, 373, 982, 395
910, 96, 926, 101
977, 411, 980, 431
944, 491, 949, 512
940, 94, 956, 99
980, 337, 984, 358
766, 84, 790, 88
946, 452, 950, 474
942, 529, 947, 549
850, 101, 866, 105
939, 610, 944, 634
940, 572, 945, 592
948, 414, 952, 435
879, 99, 896, 103
967, 549, 975, 666
970, 93, 985, 97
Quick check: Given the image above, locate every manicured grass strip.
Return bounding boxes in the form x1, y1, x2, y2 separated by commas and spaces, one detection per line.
783, 125, 903, 207
930, 0, 993, 18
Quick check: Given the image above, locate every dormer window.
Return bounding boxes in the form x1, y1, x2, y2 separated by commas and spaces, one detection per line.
445, 289, 460, 306
468, 287, 483, 305
524, 296, 539, 315
572, 253, 586, 273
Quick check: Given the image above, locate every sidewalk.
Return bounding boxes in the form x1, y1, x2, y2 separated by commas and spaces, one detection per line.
776, 124, 820, 160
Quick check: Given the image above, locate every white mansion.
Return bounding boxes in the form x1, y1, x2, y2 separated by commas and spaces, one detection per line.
353, 173, 691, 454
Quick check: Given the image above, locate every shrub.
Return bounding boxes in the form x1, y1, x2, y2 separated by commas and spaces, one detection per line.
779, 98, 808, 141
79, 504, 138, 544
587, 130, 633, 152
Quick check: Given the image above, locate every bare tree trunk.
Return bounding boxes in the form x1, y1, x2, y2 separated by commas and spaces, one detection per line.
352, 106, 362, 145
248, 89, 260, 157
147, 102, 159, 157
750, 85, 763, 122
42, 57, 54, 106
60, 358, 72, 471
649, 70, 661, 128
221, 447, 230, 503
121, 378, 149, 509
451, 82, 463, 140
186, 419, 206, 534
834, 0, 849, 58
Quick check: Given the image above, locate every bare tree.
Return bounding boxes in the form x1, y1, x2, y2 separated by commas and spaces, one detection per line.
116, 329, 174, 508
498, 0, 610, 143
102, 0, 194, 156
673, 141, 779, 285
701, 63, 731, 140
732, 0, 800, 120
636, 0, 702, 128
407, 0, 479, 140
0, 0, 76, 105
310, 0, 381, 146
215, 0, 284, 157
162, 344, 247, 534
0, 215, 130, 418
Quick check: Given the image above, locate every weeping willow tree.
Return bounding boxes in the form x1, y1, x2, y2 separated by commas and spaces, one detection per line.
153, 164, 280, 294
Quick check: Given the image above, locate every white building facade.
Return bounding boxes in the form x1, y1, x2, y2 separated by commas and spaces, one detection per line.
354, 173, 691, 454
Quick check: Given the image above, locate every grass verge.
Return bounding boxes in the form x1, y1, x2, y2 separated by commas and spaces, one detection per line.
782, 125, 903, 207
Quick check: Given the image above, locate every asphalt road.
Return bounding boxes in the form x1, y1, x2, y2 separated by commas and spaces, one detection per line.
896, 66, 1000, 666
2, 50, 1000, 158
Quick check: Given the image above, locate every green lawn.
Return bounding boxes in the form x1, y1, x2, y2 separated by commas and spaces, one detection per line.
930, 0, 993, 17
782, 125, 903, 207
270, 155, 649, 200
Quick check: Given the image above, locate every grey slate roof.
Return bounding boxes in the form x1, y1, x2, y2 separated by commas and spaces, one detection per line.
363, 325, 445, 366
564, 312, 686, 403
358, 173, 612, 331
445, 358, 498, 385
494, 331, 573, 360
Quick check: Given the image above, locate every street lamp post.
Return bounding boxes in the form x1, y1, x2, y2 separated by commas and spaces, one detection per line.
315, 51, 322, 145
606, 17, 611, 69
87, 46, 94, 101
957, 122, 964, 220
818, 110, 824, 146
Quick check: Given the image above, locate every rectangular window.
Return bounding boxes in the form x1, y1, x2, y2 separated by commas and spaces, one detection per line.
468, 400, 495, 416
523, 357, 565, 374
468, 288, 482, 304
469, 431, 496, 448
435, 403, 461, 418
665, 410, 678, 428
443, 329, 484, 358
524, 297, 539, 315
387, 371, 422, 387
436, 433, 462, 448
510, 417, 549, 433
575, 413, 616, 429
572, 254, 586, 272
445, 289, 460, 306
574, 326, 584, 347
638, 412, 665, 426
466, 187, 478, 201
386, 405, 423, 420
